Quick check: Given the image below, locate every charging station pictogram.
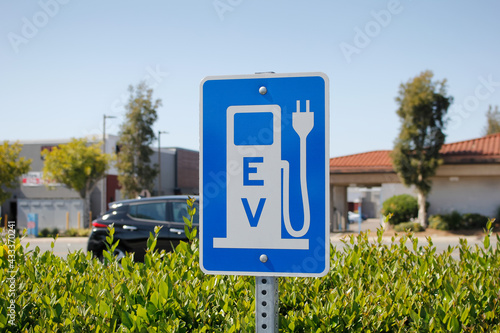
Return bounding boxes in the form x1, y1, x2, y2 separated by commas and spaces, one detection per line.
200, 72, 329, 277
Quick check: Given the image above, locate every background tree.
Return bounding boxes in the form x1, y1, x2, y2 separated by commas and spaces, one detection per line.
42, 138, 112, 227
117, 81, 161, 199
0, 141, 31, 205
483, 105, 500, 135
391, 70, 453, 227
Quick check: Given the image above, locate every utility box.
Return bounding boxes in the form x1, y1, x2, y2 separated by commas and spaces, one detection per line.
27, 213, 38, 237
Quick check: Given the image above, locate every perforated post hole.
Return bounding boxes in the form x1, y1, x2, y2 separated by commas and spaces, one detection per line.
255, 277, 279, 332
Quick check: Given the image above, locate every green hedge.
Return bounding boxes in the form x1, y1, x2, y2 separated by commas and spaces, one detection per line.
1, 224, 499, 332
381, 194, 419, 225
393, 221, 425, 233
429, 212, 490, 230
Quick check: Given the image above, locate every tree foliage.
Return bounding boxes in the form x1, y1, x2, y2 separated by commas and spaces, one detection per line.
42, 138, 112, 226
392, 70, 453, 226
483, 105, 500, 135
117, 81, 161, 199
380, 194, 418, 225
0, 141, 31, 205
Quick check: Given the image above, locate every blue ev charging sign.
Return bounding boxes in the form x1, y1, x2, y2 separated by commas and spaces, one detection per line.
200, 72, 329, 277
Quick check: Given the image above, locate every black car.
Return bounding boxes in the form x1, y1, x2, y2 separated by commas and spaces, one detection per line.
87, 195, 199, 261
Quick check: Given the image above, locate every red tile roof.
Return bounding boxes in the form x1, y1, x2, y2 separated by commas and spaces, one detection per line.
329, 150, 393, 173
330, 133, 500, 173
440, 133, 500, 163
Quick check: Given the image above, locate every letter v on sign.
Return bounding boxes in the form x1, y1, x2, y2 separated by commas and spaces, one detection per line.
241, 198, 266, 227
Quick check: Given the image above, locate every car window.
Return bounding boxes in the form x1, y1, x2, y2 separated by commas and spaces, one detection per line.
171, 201, 199, 224
129, 202, 166, 221
105, 204, 128, 215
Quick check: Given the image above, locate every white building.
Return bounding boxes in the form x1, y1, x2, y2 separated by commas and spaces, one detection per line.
1, 135, 199, 231
330, 133, 500, 231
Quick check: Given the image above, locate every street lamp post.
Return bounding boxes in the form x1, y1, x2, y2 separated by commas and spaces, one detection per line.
158, 131, 168, 196
102, 114, 117, 215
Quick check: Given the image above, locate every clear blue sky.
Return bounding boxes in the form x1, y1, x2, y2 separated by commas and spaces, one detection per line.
2, 0, 499, 157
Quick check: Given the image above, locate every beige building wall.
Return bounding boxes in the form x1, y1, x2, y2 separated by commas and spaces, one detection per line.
331, 163, 500, 227
428, 176, 500, 218
379, 177, 500, 219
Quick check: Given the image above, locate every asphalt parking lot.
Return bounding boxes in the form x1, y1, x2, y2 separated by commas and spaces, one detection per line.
331, 218, 498, 260
17, 220, 497, 261
20, 236, 89, 258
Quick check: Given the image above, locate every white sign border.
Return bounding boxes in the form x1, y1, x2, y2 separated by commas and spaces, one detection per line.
199, 72, 330, 277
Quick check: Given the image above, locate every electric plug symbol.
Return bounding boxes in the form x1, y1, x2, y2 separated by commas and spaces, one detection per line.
282, 100, 314, 238
293, 100, 314, 139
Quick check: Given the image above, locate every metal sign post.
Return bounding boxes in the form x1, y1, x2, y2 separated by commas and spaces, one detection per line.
358, 205, 363, 234
256, 277, 279, 332
200, 72, 330, 332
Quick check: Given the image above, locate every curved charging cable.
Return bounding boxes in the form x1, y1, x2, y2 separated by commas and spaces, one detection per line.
282, 100, 314, 238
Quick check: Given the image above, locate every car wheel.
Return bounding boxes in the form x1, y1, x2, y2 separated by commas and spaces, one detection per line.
113, 246, 126, 262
